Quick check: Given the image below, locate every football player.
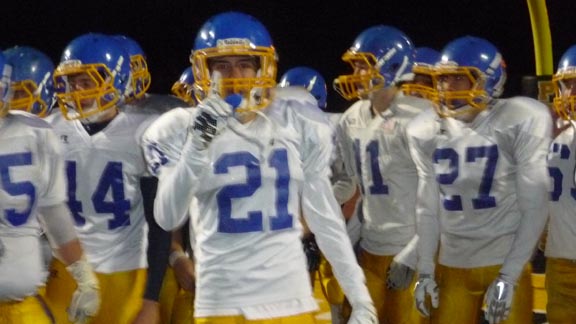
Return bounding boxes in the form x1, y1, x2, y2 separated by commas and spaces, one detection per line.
43, 33, 160, 323
407, 36, 550, 324
3, 46, 55, 117
0, 51, 100, 324
143, 11, 376, 324
333, 24, 433, 324
545, 44, 576, 323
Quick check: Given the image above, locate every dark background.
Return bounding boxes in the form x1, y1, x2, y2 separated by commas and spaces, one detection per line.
2, 0, 573, 112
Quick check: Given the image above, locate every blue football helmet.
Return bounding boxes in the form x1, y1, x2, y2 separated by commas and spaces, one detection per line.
3, 46, 55, 117
333, 25, 414, 100
278, 66, 327, 110
190, 11, 277, 112
553, 45, 576, 120
433, 36, 506, 117
171, 66, 198, 106
401, 47, 441, 100
54, 33, 131, 120
0, 52, 12, 118
114, 35, 151, 100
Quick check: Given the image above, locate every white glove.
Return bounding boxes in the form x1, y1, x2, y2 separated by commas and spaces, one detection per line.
484, 276, 515, 324
386, 261, 415, 290
414, 274, 439, 317
347, 302, 377, 324
190, 95, 233, 150
66, 256, 100, 324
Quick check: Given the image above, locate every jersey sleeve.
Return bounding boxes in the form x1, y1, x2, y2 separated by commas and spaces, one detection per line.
149, 110, 208, 231
37, 127, 67, 207
406, 116, 441, 276
331, 119, 359, 205
501, 100, 552, 283
141, 108, 193, 177
297, 112, 372, 305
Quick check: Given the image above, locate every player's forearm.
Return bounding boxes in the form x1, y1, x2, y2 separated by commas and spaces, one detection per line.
415, 177, 441, 275
501, 168, 550, 283
394, 234, 418, 269
153, 137, 204, 231
38, 203, 80, 257
302, 177, 371, 305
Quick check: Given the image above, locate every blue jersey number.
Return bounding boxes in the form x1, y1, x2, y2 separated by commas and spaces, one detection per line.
353, 139, 388, 195
548, 143, 576, 201
66, 161, 131, 229
214, 149, 293, 233
0, 152, 36, 226
433, 145, 498, 211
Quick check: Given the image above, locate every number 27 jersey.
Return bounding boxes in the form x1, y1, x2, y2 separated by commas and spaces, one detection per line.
407, 97, 551, 270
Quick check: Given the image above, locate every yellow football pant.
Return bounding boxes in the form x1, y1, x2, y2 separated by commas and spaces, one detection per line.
343, 249, 423, 324
44, 258, 146, 324
159, 266, 195, 324
546, 257, 576, 324
0, 295, 54, 324
429, 263, 533, 324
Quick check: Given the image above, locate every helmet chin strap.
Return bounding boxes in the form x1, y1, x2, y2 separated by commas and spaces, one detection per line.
78, 100, 110, 124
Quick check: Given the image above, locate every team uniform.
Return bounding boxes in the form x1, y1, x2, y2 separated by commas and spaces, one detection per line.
545, 120, 576, 323
406, 97, 551, 323
145, 91, 371, 321
0, 111, 64, 323
336, 93, 430, 324
44, 110, 158, 324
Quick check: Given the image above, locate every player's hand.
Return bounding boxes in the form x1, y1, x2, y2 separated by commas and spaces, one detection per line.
484, 276, 515, 324
190, 96, 233, 150
173, 256, 196, 292
347, 301, 377, 324
386, 260, 415, 290
66, 257, 100, 324
302, 234, 321, 273
190, 71, 234, 150
414, 273, 439, 317
132, 299, 160, 324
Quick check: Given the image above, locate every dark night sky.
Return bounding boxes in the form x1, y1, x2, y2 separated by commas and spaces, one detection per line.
2, 0, 574, 112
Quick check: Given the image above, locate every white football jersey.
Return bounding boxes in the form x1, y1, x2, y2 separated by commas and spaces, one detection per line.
407, 97, 551, 281
46, 111, 158, 273
546, 121, 576, 259
122, 93, 189, 115
149, 93, 369, 318
0, 111, 65, 299
337, 94, 431, 256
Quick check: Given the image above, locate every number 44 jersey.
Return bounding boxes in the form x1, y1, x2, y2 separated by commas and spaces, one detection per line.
46, 111, 158, 273
406, 96, 552, 277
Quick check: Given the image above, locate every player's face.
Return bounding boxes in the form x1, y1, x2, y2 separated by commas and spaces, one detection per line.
560, 77, 576, 97
438, 72, 473, 108
209, 56, 258, 79
67, 72, 98, 106
352, 59, 374, 99
413, 73, 434, 89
